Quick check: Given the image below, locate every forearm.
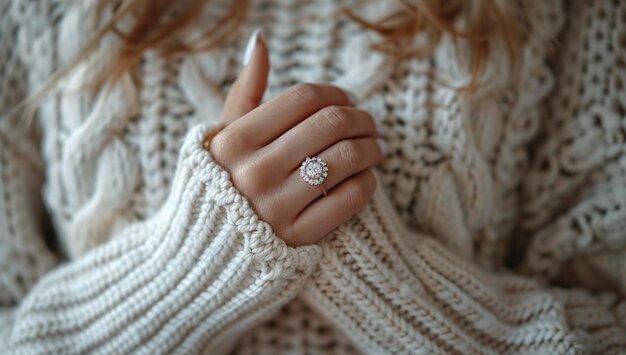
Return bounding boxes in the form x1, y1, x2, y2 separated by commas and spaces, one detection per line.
302, 177, 583, 354
3, 125, 321, 354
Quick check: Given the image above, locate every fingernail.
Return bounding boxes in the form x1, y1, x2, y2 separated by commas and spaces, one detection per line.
344, 89, 358, 106
243, 28, 264, 66
376, 138, 388, 156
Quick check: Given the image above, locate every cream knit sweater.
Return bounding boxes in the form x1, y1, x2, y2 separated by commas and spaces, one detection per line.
1, 0, 626, 354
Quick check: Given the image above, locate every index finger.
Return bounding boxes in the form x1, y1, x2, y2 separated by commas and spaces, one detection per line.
228, 83, 355, 147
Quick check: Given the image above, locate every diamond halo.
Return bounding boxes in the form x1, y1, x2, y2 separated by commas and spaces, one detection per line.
300, 156, 329, 186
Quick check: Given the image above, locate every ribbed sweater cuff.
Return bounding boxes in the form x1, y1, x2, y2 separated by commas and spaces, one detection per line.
7, 124, 321, 354
302, 172, 583, 354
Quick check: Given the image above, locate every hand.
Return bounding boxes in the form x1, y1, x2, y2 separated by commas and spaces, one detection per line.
207, 29, 385, 247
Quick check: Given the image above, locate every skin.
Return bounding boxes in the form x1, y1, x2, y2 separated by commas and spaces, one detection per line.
205, 32, 384, 247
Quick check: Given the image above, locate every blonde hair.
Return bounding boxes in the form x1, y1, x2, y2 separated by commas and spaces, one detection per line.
344, 0, 523, 91
20, 0, 523, 120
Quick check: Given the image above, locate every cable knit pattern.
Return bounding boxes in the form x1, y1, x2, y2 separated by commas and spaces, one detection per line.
0, 0, 58, 308
520, 0, 626, 294
1, 0, 626, 354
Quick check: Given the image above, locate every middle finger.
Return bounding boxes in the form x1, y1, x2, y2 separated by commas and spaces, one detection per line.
265, 106, 378, 173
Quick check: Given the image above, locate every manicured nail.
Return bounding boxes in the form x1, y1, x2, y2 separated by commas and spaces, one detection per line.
377, 138, 388, 156
344, 89, 358, 105
243, 28, 264, 66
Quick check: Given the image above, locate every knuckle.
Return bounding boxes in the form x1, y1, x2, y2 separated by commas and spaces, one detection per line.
279, 224, 298, 247
209, 129, 245, 161
336, 140, 361, 170
286, 83, 322, 105
362, 111, 377, 133
347, 172, 376, 212
318, 105, 350, 133
363, 170, 377, 191
347, 181, 370, 212
233, 158, 266, 192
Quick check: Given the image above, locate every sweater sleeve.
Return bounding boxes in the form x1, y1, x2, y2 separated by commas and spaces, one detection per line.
300, 172, 585, 354
1, 124, 321, 354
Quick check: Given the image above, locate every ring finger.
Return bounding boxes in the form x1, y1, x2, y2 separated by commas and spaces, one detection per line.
280, 137, 384, 213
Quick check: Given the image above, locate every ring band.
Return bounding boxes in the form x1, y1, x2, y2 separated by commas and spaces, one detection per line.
300, 156, 329, 196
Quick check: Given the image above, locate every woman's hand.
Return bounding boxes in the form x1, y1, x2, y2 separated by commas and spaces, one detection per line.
207, 29, 385, 247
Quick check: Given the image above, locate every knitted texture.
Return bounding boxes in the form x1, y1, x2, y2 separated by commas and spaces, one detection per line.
2, 124, 321, 354
0, 0, 58, 309
520, 0, 626, 294
1, 0, 626, 354
303, 183, 582, 354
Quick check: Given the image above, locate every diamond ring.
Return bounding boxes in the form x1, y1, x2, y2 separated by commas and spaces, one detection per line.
300, 156, 329, 196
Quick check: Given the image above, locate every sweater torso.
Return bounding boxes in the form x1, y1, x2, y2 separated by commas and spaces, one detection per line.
31, 0, 552, 265
3, 0, 626, 353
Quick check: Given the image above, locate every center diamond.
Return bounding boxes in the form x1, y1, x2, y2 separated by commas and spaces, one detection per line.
306, 163, 323, 177
300, 157, 329, 186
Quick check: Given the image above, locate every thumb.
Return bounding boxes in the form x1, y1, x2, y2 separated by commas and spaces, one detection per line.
220, 28, 269, 125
